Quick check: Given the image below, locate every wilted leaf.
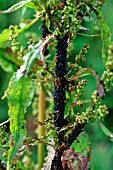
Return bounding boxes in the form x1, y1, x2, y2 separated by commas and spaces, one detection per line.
41, 140, 55, 170
61, 148, 88, 170
96, 81, 104, 97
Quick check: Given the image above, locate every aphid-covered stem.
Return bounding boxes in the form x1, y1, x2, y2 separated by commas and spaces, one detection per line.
65, 123, 85, 147
51, 36, 68, 170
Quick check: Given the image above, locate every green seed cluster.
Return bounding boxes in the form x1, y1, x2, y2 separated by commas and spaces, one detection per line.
91, 90, 101, 105
75, 80, 87, 98
105, 56, 113, 70
0, 125, 8, 148
102, 71, 113, 91
22, 151, 35, 169
96, 105, 108, 119
75, 100, 87, 107
60, 4, 79, 35
105, 43, 113, 70
76, 104, 108, 124
46, 113, 59, 145
67, 62, 81, 72
75, 90, 108, 124
101, 43, 113, 91
9, 25, 20, 53
76, 108, 93, 124
75, 44, 89, 63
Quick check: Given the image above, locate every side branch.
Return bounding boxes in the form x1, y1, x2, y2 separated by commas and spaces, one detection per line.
65, 123, 85, 147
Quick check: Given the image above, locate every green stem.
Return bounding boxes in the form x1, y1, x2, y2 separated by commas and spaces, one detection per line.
37, 88, 46, 170
7, 161, 10, 170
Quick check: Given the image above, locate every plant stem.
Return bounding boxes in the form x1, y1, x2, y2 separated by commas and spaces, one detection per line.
37, 88, 46, 170
51, 151, 64, 170
7, 161, 10, 170
51, 36, 68, 170
36, 19, 49, 170
54, 36, 68, 129
51, 34, 86, 169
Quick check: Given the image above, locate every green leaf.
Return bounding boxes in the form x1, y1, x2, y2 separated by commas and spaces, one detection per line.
17, 41, 42, 76
46, 18, 51, 32
7, 73, 35, 162
97, 11, 111, 64
65, 90, 75, 117
25, 2, 39, 9
6, 50, 38, 164
97, 121, 113, 142
0, 55, 17, 72
6, 35, 55, 165
0, 18, 38, 47
0, 46, 23, 72
0, 48, 21, 72
20, 35, 55, 75
0, 0, 32, 14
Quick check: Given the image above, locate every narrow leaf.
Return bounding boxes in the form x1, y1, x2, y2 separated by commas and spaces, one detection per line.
97, 121, 113, 142
0, 0, 32, 14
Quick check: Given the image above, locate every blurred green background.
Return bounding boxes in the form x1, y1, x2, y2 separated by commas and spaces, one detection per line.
0, 0, 113, 169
